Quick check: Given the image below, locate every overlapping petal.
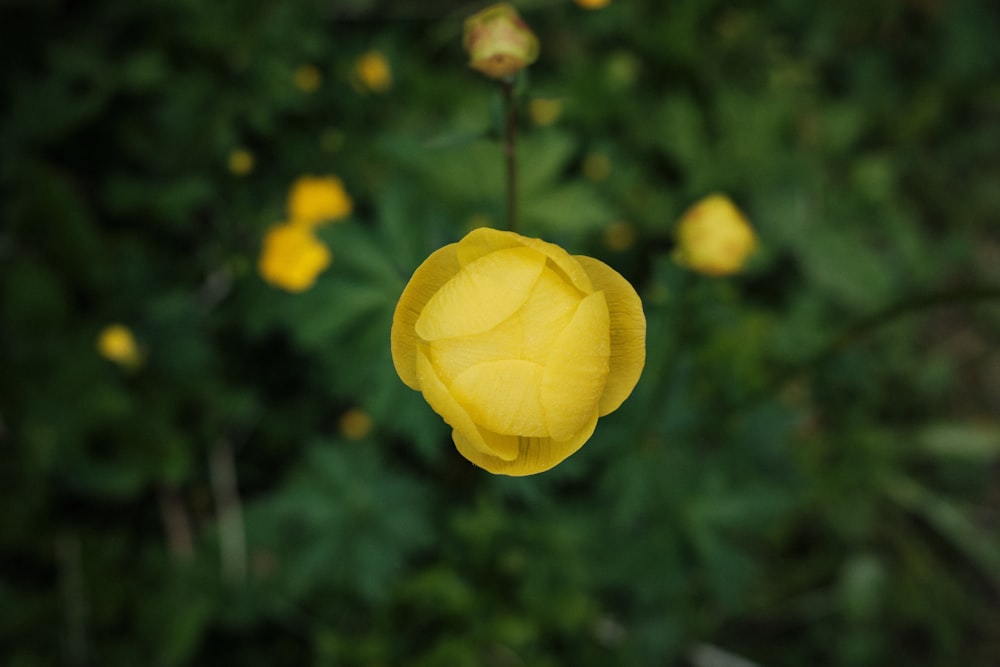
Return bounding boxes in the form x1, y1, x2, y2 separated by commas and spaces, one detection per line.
452, 409, 599, 476
390, 243, 461, 389
416, 247, 544, 341
416, 348, 519, 461
574, 255, 646, 415
540, 291, 610, 440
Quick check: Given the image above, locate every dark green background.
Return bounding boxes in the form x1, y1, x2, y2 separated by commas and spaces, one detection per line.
2, 0, 999, 665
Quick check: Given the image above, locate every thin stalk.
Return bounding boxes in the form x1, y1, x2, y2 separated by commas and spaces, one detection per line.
740, 285, 1000, 411
209, 439, 247, 585
501, 79, 518, 232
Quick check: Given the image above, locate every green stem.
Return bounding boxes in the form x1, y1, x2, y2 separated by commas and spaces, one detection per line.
742, 286, 1000, 410
501, 79, 518, 232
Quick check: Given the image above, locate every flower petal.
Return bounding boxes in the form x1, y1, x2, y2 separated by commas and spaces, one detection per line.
391, 243, 461, 389
452, 408, 599, 476
541, 291, 610, 441
457, 227, 593, 294
575, 256, 646, 415
416, 247, 545, 341
417, 348, 518, 461
451, 359, 548, 437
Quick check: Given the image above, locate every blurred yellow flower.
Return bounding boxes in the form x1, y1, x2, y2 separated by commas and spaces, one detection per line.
258, 222, 331, 292
463, 3, 539, 80
293, 64, 322, 93
354, 51, 392, 93
575, 0, 612, 8
97, 324, 142, 367
603, 221, 636, 251
287, 175, 353, 227
391, 227, 646, 476
529, 98, 562, 126
672, 194, 758, 276
583, 152, 612, 182
340, 408, 374, 440
228, 149, 255, 176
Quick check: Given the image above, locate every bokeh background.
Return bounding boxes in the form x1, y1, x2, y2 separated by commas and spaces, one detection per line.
2, 0, 1000, 665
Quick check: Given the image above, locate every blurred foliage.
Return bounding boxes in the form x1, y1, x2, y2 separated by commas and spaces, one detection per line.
2, 0, 1000, 665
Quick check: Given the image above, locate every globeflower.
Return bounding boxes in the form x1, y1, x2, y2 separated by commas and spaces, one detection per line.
672, 194, 758, 276
353, 51, 393, 93
97, 324, 142, 367
463, 3, 539, 80
287, 175, 353, 227
258, 222, 332, 292
391, 227, 645, 476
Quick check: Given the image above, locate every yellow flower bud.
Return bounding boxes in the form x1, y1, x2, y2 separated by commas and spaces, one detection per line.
353, 50, 392, 93
97, 324, 142, 367
293, 64, 322, 93
575, 0, 612, 8
391, 227, 646, 476
286, 175, 353, 227
463, 3, 539, 80
672, 194, 758, 276
258, 222, 331, 292
340, 408, 374, 440
228, 148, 255, 176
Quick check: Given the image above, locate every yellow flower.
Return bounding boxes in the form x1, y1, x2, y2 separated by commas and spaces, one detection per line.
673, 194, 758, 276
287, 176, 353, 227
228, 149, 255, 176
463, 3, 539, 80
354, 51, 392, 93
391, 227, 646, 476
293, 64, 322, 93
258, 222, 331, 292
603, 221, 636, 251
97, 324, 142, 367
575, 0, 612, 9
529, 98, 563, 126
340, 408, 374, 440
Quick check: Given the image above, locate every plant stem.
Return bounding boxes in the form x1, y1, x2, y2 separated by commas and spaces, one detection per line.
741, 285, 1000, 410
502, 79, 518, 232
209, 439, 247, 585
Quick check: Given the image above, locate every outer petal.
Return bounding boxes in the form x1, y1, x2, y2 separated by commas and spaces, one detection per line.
415, 247, 545, 341
457, 227, 593, 294
416, 348, 518, 461
452, 408, 599, 476
390, 243, 461, 389
450, 359, 548, 437
574, 256, 646, 415
541, 291, 610, 440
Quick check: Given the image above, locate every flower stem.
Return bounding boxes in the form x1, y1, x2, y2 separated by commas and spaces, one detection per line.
741, 285, 1000, 410
502, 79, 518, 232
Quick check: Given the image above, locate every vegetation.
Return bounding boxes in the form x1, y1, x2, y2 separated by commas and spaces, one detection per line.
2, 0, 999, 665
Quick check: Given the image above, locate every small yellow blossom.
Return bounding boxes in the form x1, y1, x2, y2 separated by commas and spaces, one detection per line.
575, 0, 612, 9
340, 408, 374, 440
463, 3, 539, 80
287, 175, 353, 227
97, 324, 142, 367
293, 64, 322, 93
672, 194, 758, 276
353, 51, 392, 93
391, 227, 646, 476
529, 98, 563, 126
228, 149, 255, 176
258, 222, 332, 292
603, 221, 636, 251
583, 152, 612, 182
